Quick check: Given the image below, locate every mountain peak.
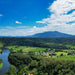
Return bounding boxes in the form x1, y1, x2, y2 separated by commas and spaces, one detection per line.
28, 31, 74, 38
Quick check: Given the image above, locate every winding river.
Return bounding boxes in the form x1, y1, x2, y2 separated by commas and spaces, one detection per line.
0, 49, 10, 75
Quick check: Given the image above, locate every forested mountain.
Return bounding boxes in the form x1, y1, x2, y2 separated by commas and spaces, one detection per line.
28, 31, 74, 38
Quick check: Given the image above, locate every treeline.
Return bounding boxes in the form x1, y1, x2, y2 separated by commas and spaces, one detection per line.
0, 37, 75, 49
0, 59, 2, 64
6, 53, 75, 75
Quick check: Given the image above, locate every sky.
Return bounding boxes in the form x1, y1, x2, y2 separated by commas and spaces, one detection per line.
0, 0, 75, 36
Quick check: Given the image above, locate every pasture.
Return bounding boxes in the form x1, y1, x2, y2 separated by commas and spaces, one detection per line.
6, 46, 46, 53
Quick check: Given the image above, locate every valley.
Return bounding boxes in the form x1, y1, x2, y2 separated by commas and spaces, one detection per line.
0, 37, 75, 75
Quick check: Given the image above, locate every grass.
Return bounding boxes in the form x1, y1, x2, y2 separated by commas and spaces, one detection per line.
6, 46, 46, 53
53, 55, 75, 61
52, 50, 75, 61
63, 50, 75, 53
22, 47, 46, 52
0, 63, 3, 68
65, 45, 75, 48
55, 52, 68, 56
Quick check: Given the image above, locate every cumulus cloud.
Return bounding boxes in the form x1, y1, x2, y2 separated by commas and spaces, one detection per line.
0, 26, 32, 36
16, 21, 22, 24
0, 26, 49, 36
0, 0, 75, 36
36, 0, 75, 35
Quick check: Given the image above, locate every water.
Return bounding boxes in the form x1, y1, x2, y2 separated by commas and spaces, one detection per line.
0, 49, 10, 75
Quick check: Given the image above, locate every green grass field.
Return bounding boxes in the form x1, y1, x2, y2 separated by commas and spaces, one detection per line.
65, 45, 75, 48
63, 50, 75, 53
0, 63, 3, 68
6, 46, 46, 53
53, 55, 75, 61
55, 52, 68, 56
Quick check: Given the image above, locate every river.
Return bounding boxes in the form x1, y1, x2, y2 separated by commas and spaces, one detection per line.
0, 49, 10, 75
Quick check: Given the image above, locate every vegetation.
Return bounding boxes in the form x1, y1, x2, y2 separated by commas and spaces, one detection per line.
0, 59, 3, 68
5, 65, 17, 75
0, 37, 75, 75
6, 53, 75, 75
0, 42, 4, 53
0, 42, 3, 48
0, 37, 75, 49
0, 49, 2, 53
5, 46, 46, 53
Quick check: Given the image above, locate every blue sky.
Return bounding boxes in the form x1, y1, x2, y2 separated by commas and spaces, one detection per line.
0, 0, 53, 27
0, 0, 75, 36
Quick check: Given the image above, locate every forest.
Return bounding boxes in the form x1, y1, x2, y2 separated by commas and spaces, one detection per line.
0, 37, 75, 75
5, 53, 75, 75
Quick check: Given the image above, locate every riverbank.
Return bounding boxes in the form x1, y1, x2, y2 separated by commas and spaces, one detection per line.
0, 49, 10, 75
0, 59, 3, 68
0, 49, 2, 53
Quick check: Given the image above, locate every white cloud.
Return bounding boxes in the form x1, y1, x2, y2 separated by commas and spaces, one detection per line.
16, 21, 22, 24
0, 14, 3, 16
0, 0, 75, 36
0, 26, 49, 36
33, 26, 37, 29
36, 0, 75, 35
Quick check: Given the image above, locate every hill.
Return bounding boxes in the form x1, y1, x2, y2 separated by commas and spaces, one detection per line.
28, 31, 74, 38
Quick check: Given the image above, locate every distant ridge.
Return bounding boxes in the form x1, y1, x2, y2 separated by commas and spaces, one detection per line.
27, 31, 74, 38
0, 31, 75, 38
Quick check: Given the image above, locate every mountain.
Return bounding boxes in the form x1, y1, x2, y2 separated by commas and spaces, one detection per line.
28, 31, 74, 38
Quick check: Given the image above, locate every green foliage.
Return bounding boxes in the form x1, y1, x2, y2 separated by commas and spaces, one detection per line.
0, 49, 2, 53
53, 55, 75, 61
0, 37, 75, 49
55, 52, 67, 56
0, 59, 3, 68
5, 65, 17, 75
0, 42, 4, 53
0, 37, 75, 74
0, 42, 4, 48
6, 46, 46, 53
8, 53, 75, 75
9, 53, 32, 66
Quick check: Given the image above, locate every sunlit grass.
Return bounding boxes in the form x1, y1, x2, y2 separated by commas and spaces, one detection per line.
6, 46, 46, 53
55, 52, 68, 56
65, 45, 75, 48
52, 55, 75, 61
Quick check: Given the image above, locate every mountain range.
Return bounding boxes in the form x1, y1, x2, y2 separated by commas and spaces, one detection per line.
28, 31, 75, 38
0, 31, 75, 38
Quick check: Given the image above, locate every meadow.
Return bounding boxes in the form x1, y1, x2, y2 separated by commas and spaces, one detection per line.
6, 46, 46, 53
53, 55, 75, 61
50, 49, 75, 61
